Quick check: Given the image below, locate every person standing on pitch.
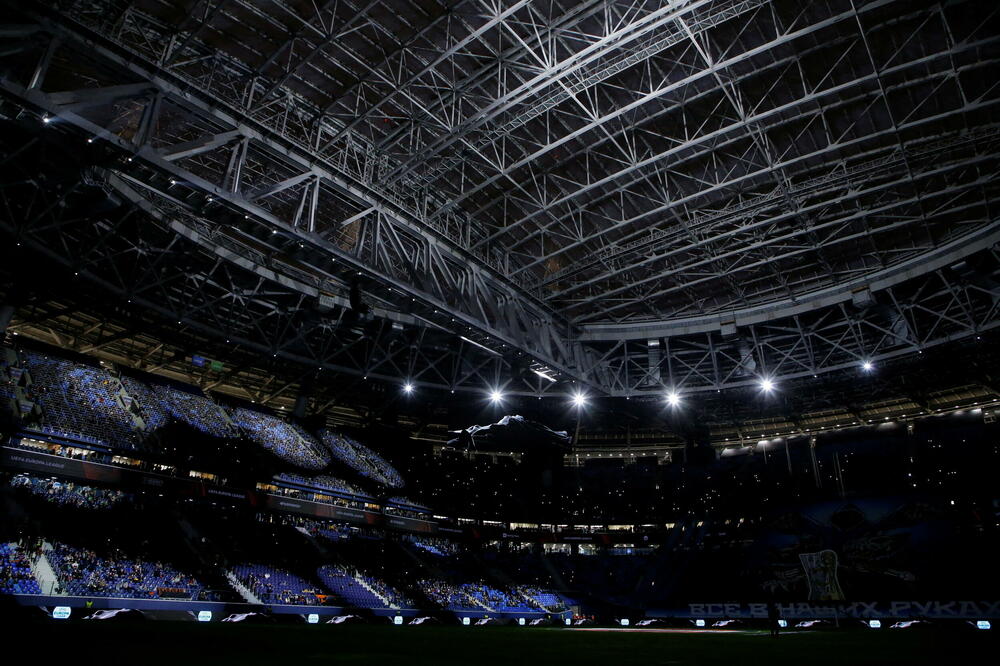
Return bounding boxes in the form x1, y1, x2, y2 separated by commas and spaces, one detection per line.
767, 601, 781, 637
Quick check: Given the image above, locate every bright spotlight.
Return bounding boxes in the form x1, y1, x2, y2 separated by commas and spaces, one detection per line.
862, 360, 873, 372
572, 392, 587, 408
403, 383, 414, 394
759, 377, 775, 392
666, 391, 681, 407
41, 115, 51, 124
490, 390, 503, 403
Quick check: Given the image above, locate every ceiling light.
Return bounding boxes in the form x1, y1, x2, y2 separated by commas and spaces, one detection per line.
532, 369, 556, 382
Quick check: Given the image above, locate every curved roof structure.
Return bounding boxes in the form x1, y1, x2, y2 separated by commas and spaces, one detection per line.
0, 0, 998, 397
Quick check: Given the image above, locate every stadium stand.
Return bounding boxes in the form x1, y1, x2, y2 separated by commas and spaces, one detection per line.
152, 383, 236, 438
301, 520, 357, 543
230, 564, 326, 605
462, 582, 535, 613
0, 542, 41, 595
404, 536, 460, 557
230, 407, 330, 470
11, 473, 127, 510
417, 579, 483, 611
47, 542, 203, 599
21, 352, 141, 450
319, 429, 403, 487
317, 564, 412, 609
118, 376, 170, 432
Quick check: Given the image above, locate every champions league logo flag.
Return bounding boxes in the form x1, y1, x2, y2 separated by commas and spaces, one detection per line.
799, 550, 844, 601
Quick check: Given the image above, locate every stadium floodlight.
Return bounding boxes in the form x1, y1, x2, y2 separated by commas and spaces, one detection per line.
666, 391, 681, 407
759, 377, 775, 392
41, 115, 51, 124
862, 360, 874, 372
571, 392, 587, 408
403, 383, 414, 394
490, 390, 504, 403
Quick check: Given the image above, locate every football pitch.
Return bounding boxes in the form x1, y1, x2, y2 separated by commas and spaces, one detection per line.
14, 622, 994, 665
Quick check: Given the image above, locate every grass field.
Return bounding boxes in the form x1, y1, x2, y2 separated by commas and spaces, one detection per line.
11, 622, 994, 665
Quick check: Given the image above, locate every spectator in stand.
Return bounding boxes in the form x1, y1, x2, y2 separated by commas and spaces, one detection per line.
0, 542, 41, 595
11, 474, 128, 510
152, 384, 235, 438
231, 564, 326, 605
319, 429, 404, 488
46, 542, 202, 599
21, 352, 142, 451
231, 408, 329, 470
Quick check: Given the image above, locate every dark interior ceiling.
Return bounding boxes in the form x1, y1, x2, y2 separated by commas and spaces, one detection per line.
1, 0, 999, 413
92, 0, 1000, 324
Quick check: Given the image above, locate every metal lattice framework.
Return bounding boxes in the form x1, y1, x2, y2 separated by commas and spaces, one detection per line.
0, 0, 999, 397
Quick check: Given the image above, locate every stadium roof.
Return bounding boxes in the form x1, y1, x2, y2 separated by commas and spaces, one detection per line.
0, 0, 998, 398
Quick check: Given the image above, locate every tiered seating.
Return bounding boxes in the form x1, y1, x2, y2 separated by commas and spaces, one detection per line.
275, 472, 363, 496
11, 474, 127, 510
230, 564, 325, 605
0, 543, 41, 594
231, 408, 330, 470
417, 577, 541, 612
153, 384, 235, 438
303, 521, 356, 542
417, 579, 482, 611
461, 582, 534, 612
516, 585, 567, 611
319, 430, 404, 487
118, 377, 170, 431
47, 542, 202, 599
22, 352, 141, 450
317, 565, 412, 608
406, 536, 459, 557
